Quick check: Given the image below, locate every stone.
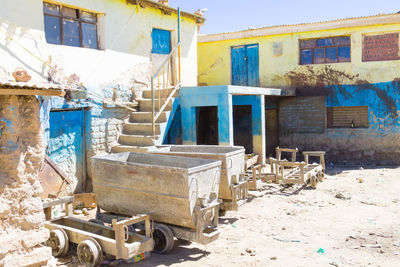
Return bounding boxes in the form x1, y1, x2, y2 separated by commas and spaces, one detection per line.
335, 192, 351, 200
12, 68, 31, 82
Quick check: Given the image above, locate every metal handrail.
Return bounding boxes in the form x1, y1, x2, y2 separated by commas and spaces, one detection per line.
151, 8, 181, 140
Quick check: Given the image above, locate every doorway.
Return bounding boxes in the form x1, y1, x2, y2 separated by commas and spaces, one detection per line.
233, 105, 253, 153
265, 109, 279, 157
48, 109, 86, 192
196, 106, 219, 145
231, 44, 259, 87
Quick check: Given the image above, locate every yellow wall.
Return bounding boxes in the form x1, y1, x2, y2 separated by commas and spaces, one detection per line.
198, 23, 400, 89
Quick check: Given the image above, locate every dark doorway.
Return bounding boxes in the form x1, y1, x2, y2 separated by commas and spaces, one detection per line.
196, 106, 219, 145
233, 105, 253, 153
266, 109, 279, 157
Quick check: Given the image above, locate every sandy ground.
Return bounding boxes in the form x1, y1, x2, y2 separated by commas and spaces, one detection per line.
59, 166, 400, 266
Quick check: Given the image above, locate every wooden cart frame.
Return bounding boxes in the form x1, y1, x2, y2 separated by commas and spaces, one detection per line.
97, 202, 221, 253
45, 215, 154, 266
220, 179, 249, 211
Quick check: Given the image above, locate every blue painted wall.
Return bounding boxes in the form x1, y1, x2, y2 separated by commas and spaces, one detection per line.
280, 80, 400, 165
177, 85, 266, 162
326, 80, 400, 133
39, 83, 131, 192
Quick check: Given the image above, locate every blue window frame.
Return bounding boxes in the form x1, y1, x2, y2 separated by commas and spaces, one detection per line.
152, 28, 171, 54
300, 36, 351, 64
43, 2, 98, 49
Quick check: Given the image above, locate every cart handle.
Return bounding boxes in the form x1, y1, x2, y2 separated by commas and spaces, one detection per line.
124, 225, 129, 241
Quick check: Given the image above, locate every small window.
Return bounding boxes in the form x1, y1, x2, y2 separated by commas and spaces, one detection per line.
327, 106, 369, 128
43, 2, 98, 49
300, 36, 350, 65
152, 28, 171, 54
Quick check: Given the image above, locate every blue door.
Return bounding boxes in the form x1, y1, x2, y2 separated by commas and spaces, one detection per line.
48, 110, 85, 192
231, 44, 259, 87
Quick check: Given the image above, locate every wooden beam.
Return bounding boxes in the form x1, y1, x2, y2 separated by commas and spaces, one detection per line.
0, 88, 66, 97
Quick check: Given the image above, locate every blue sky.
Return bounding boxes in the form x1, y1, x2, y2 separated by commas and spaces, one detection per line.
169, 0, 400, 34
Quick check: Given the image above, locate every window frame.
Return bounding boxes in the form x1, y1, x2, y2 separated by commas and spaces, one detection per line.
151, 28, 172, 55
43, 2, 99, 49
299, 36, 351, 65
326, 106, 369, 129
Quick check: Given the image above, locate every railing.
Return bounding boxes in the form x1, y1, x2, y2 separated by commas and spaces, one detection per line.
151, 8, 181, 140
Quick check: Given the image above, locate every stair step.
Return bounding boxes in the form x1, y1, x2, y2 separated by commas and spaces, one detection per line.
142, 88, 178, 99
123, 122, 161, 135
130, 112, 168, 123
139, 98, 172, 112
118, 134, 160, 146
111, 145, 157, 153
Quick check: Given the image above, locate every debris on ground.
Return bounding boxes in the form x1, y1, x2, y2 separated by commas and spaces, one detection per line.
335, 191, 351, 200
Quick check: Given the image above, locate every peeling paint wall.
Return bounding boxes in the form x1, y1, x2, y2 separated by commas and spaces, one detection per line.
198, 21, 400, 88
0, 96, 52, 266
198, 18, 400, 164
1, 0, 199, 191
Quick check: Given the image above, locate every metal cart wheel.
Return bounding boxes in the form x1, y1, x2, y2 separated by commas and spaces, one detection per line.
47, 228, 69, 257
77, 237, 103, 267
153, 223, 174, 254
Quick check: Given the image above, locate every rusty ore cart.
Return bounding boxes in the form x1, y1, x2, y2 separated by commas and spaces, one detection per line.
154, 145, 248, 211
91, 152, 222, 253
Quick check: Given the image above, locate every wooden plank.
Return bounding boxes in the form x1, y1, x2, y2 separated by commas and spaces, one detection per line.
0, 88, 65, 96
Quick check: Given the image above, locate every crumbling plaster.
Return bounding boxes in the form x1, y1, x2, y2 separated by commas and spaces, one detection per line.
0, 95, 52, 267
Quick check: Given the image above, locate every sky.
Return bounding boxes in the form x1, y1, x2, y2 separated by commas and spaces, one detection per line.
169, 0, 400, 35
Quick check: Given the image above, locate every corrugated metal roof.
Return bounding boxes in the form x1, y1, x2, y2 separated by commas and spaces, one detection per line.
0, 81, 66, 90
0, 81, 66, 96
199, 12, 400, 42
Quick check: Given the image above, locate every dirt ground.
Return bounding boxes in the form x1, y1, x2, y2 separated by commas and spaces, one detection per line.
59, 166, 400, 266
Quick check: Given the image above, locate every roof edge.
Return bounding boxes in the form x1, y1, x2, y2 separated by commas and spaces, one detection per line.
126, 0, 205, 24
199, 13, 400, 43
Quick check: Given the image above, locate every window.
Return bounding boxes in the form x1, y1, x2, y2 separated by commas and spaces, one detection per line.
43, 2, 98, 49
300, 36, 350, 65
151, 28, 171, 54
326, 106, 369, 128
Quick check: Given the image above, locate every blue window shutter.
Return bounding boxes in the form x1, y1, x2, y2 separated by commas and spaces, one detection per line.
152, 28, 171, 54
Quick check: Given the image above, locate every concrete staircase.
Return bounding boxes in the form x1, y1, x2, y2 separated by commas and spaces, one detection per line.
111, 87, 178, 153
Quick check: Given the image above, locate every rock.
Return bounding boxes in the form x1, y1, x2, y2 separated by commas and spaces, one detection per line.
73, 209, 82, 215
250, 252, 256, 256
282, 227, 286, 230
329, 261, 341, 267
335, 192, 351, 200
357, 178, 364, 183
270, 256, 277, 260
12, 68, 31, 82
82, 208, 89, 215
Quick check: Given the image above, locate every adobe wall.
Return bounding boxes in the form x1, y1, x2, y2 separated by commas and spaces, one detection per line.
0, 95, 53, 266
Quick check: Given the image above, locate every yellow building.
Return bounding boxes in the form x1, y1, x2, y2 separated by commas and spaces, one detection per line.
198, 13, 400, 164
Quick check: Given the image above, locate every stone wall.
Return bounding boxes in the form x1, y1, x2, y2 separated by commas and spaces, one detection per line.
0, 95, 52, 266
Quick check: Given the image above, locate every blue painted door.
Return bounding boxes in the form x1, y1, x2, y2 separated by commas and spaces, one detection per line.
48, 110, 85, 191
231, 44, 259, 87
